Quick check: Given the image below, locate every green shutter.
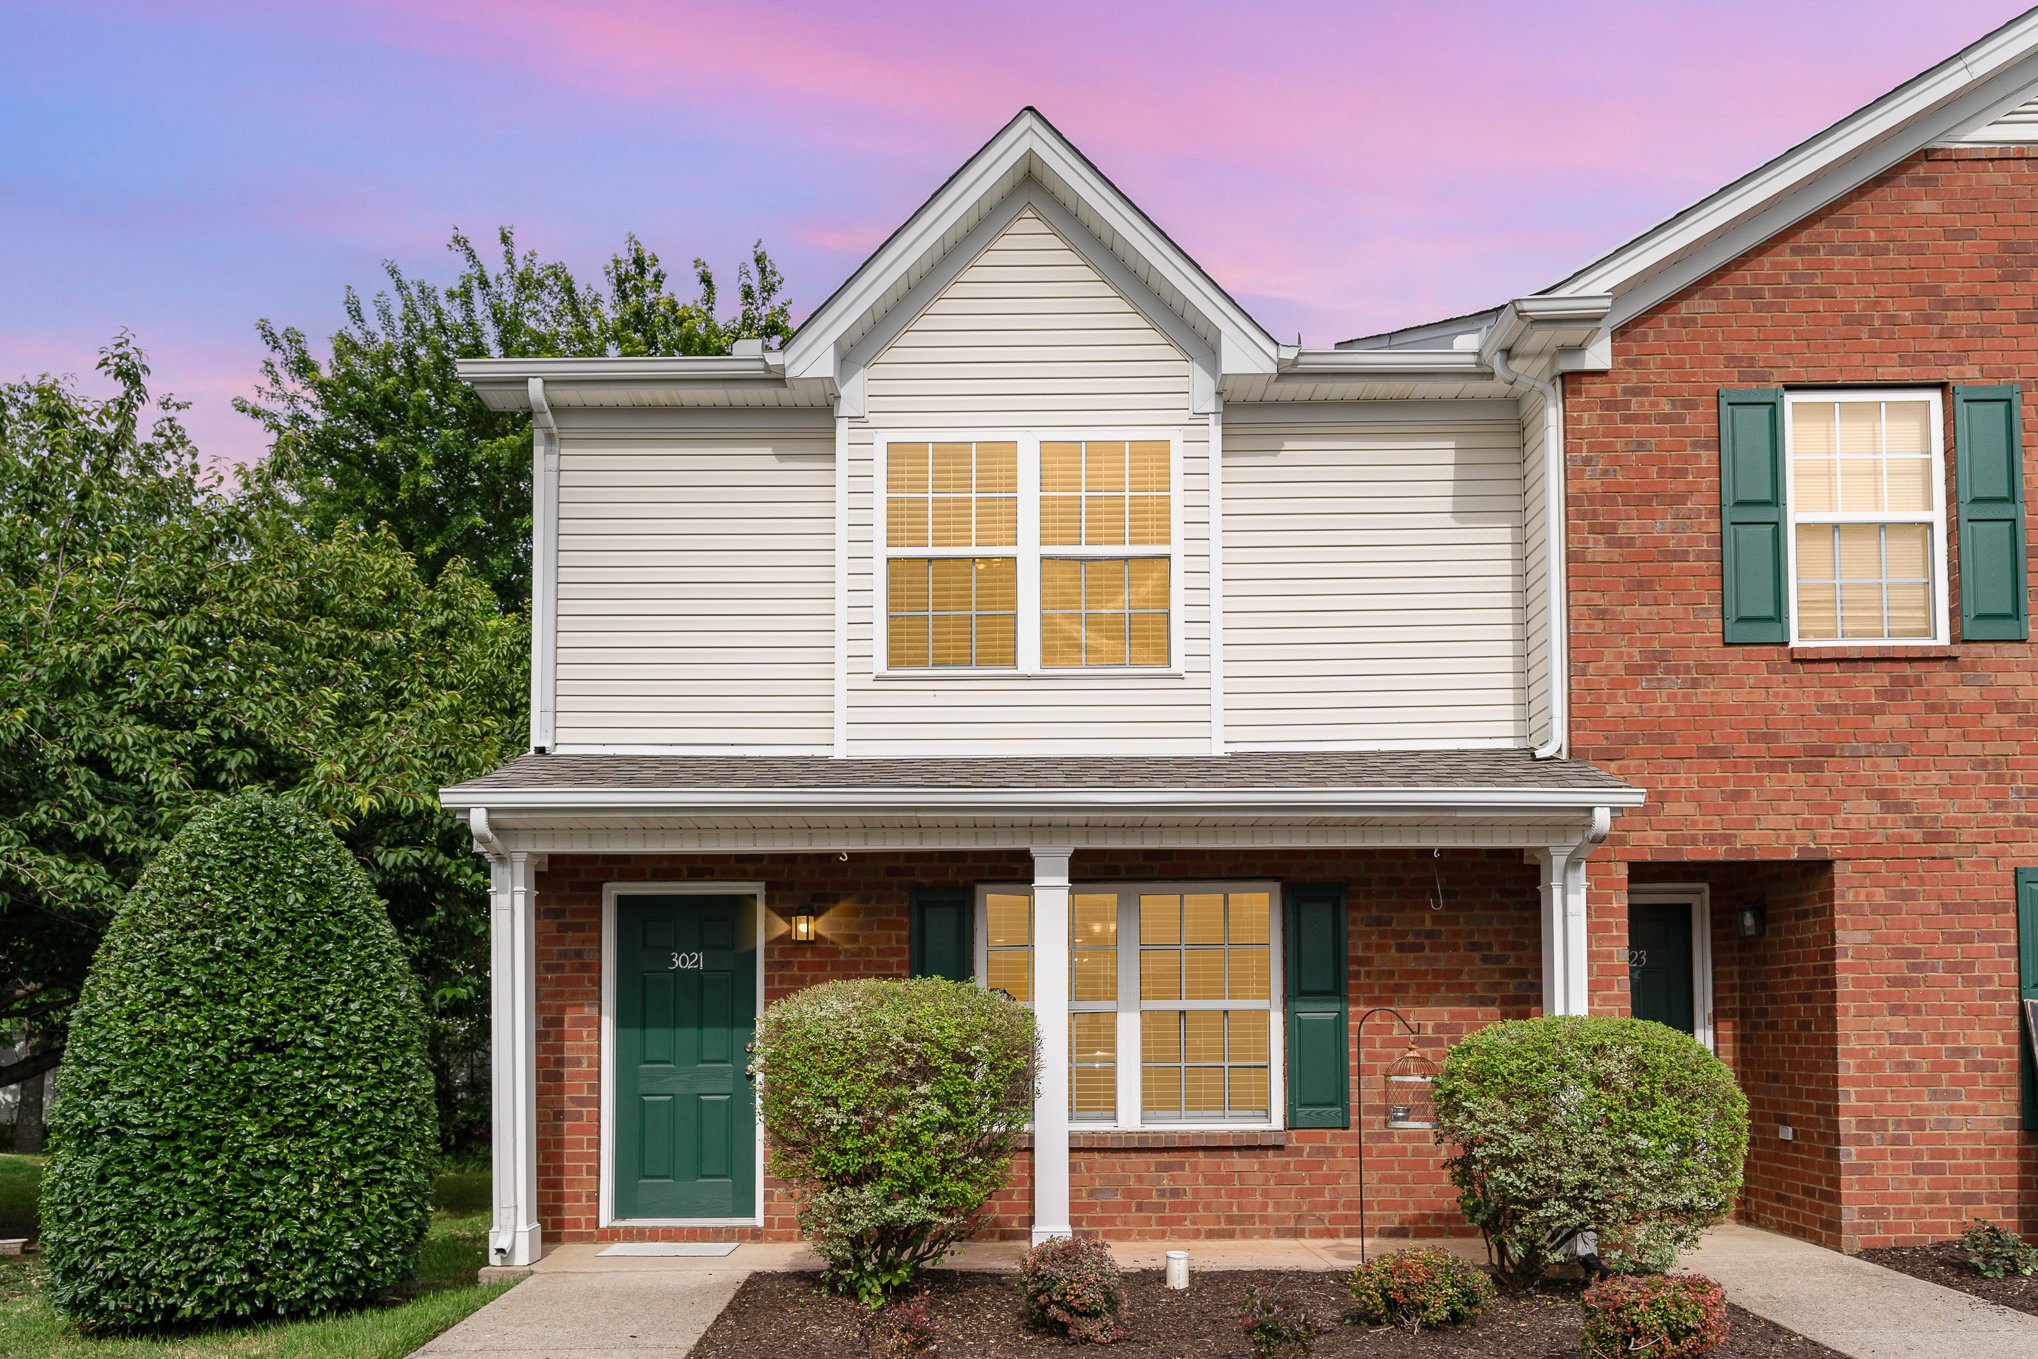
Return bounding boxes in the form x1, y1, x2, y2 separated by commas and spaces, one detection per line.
1284, 883, 1349, 1128
2018, 870, 2038, 1132
1955, 385, 2029, 641
909, 887, 972, 982
1720, 389, 1789, 643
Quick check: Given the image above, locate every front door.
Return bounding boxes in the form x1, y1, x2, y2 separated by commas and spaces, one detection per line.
614, 893, 758, 1220
1628, 898, 1696, 1035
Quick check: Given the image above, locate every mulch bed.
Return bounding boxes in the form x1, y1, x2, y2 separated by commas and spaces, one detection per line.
689, 1269, 1846, 1357
1860, 1240, 2038, 1318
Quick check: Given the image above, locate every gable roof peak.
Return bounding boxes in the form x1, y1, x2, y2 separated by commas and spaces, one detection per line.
781, 106, 1279, 387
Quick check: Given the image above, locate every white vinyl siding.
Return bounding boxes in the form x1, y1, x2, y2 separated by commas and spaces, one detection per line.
1220, 412, 1529, 747
552, 429, 836, 748
846, 207, 1211, 753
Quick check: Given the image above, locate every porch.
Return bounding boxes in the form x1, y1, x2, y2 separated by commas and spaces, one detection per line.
440, 751, 1641, 1268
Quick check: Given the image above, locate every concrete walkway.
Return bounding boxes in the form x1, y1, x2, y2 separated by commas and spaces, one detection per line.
412, 1269, 747, 1358
1684, 1223, 2038, 1359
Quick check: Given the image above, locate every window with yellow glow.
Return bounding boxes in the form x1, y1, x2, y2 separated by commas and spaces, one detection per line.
886, 441, 1018, 667
1041, 439, 1170, 668
1786, 393, 1946, 644
975, 883, 1279, 1128
881, 436, 1172, 671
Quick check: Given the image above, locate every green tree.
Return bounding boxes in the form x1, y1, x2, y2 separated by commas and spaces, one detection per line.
0, 336, 524, 1145
238, 228, 793, 610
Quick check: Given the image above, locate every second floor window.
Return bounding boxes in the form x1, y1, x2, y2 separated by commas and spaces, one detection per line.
883, 434, 1175, 671
1786, 391, 1947, 645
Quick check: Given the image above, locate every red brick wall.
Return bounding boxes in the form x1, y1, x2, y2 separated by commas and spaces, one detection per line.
1567, 145, 2038, 1249
530, 848, 1542, 1243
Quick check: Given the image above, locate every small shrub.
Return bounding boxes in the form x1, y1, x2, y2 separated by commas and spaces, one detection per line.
1581, 1273, 1730, 1359
1020, 1235, 1126, 1343
1431, 1015, 1749, 1288
1348, 1246, 1495, 1330
39, 791, 437, 1327
857, 1292, 940, 1358
1240, 1287, 1320, 1359
752, 976, 1035, 1306
1959, 1219, 2038, 1279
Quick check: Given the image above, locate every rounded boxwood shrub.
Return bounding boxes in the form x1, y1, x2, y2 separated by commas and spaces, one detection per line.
1432, 1015, 1748, 1288
1348, 1245, 1495, 1331
1021, 1235, 1126, 1343
752, 976, 1035, 1306
1581, 1273, 1730, 1358
40, 791, 437, 1327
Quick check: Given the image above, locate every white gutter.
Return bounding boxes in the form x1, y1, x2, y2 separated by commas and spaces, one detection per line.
1487, 346, 1570, 760
439, 784, 1643, 814
468, 806, 507, 860
1276, 348, 1486, 376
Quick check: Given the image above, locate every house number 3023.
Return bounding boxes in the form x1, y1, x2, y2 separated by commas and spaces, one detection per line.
668, 951, 705, 971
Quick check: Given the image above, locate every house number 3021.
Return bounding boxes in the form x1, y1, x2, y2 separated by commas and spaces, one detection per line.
668, 951, 704, 971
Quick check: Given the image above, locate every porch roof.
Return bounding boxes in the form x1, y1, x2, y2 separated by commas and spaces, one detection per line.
441, 749, 1640, 820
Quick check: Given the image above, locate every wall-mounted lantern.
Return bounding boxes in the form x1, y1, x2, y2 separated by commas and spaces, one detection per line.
1737, 900, 1768, 939
789, 908, 819, 943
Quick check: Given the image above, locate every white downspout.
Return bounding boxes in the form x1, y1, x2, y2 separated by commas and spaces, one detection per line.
1490, 348, 1569, 760
527, 378, 559, 754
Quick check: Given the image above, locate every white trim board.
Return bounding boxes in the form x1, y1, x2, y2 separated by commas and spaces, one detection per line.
599, 882, 769, 1229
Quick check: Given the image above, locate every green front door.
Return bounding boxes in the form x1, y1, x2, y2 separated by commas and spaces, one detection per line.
1628, 899, 1696, 1035
615, 894, 757, 1219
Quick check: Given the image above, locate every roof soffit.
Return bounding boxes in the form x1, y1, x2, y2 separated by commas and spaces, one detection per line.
782, 108, 1281, 387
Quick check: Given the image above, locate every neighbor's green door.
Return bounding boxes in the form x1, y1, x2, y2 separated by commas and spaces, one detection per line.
1628, 899, 1695, 1035
614, 894, 757, 1219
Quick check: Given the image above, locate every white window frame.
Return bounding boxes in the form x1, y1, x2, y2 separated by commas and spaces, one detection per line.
974, 880, 1285, 1132
875, 429, 1184, 677
1782, 388, 1950, 647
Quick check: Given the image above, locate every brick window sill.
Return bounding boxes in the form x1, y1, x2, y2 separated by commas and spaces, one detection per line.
1016, 1130, 1288, 1150
1789, 645, 1960, 662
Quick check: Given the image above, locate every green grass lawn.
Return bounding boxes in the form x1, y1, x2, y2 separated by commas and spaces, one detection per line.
0, 1156, 509, 1358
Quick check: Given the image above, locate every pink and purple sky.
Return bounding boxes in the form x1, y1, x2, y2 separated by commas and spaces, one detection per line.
7, 1, 2032, 467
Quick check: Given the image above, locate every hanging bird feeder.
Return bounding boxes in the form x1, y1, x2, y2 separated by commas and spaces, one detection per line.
1383, 1040, 1438, 1130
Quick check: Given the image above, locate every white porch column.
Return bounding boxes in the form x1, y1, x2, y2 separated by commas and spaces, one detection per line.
1030, 846, 1073, 1244
1533, 810, 1610, 1017
485, 842, 543, 1266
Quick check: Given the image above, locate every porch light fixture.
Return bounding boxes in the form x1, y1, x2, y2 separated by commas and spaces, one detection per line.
789, 908, 818, 943
1737, 900, 1768, 939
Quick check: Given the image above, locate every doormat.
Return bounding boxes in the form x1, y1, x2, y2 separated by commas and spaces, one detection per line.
597, 1242, 741, 1257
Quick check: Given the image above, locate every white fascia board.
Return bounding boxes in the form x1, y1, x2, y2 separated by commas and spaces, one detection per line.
1546, 13, 2038, 315
456, 355, 796, 410
1275, 348, 1488, 377
781, 108, 1280, 384
438, 785, 1645, 816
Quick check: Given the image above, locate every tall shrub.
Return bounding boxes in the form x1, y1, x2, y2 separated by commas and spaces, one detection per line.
40, 791, 437, 1327
752, 977, 1035, 1305
1432, 1016, 1748, 1288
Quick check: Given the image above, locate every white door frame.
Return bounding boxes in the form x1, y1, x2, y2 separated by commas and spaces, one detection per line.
1627, 883, 1716, 1052
600, 882, 768, 1228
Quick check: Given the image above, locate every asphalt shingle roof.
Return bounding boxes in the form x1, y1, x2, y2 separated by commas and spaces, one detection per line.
446, 749, 1635, 796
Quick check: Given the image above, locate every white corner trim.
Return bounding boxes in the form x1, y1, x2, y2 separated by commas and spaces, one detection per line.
529, 379, 559, 753
833, 413, 851, 756
1207, 403, 1226, 754
599, 883, 768, 1230
1487, 349, 1569, 760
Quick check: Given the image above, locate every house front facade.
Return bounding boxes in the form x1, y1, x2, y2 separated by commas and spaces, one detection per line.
445, 12, 2038, 1269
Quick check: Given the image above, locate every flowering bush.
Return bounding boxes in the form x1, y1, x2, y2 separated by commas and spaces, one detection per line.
1240, 1287, 1320, 1358
1348, 1246, 1496, 1330
1580, 1273, 1731, 1359
1019, 1235, 1126, 1343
